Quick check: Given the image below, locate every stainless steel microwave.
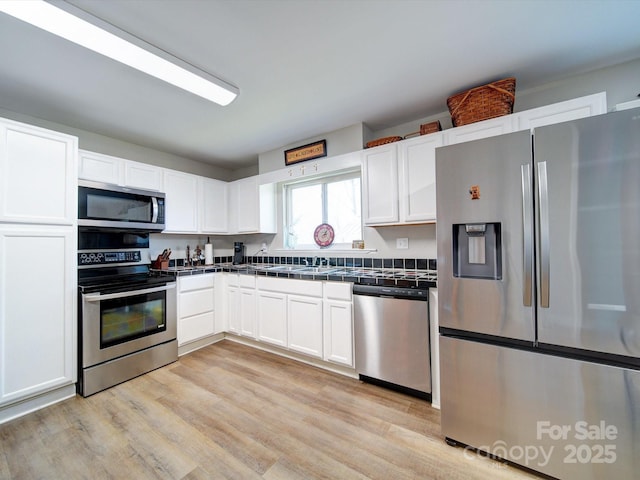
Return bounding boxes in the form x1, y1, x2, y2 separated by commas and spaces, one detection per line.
78, 180, 166, 231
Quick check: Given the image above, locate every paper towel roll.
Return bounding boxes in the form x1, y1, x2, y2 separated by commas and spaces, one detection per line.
204, 243, 213, 265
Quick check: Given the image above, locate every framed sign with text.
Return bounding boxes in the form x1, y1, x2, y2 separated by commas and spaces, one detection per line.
284, 139, 327, 165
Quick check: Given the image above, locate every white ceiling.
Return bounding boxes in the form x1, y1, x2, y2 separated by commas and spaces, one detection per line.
1, 0, 639, 171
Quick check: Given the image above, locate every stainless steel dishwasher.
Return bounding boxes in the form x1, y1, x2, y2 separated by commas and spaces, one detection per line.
353, 284, 431, 399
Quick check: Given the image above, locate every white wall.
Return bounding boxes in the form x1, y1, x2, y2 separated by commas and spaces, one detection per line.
371, 58, 640, 140
258, 123, 366, 174
0, 107, 233, 181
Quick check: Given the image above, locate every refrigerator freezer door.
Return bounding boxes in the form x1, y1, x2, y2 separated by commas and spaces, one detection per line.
534, 109, 640, 358
436, 130, 535, 342
440, 336, 640, 480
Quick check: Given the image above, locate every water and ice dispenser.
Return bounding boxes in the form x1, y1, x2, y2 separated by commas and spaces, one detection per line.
452, 222, 502, 280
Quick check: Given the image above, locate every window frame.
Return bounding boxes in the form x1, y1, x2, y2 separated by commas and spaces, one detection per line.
283, 169, 362, 250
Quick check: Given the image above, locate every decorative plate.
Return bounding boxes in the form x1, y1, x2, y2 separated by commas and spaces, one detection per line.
313, 223, 335, 247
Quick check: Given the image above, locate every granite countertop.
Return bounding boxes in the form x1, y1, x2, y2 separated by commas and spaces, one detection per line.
151, 263, 437, 289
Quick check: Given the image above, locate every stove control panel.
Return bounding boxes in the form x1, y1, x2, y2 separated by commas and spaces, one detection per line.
78, 250, 142, 266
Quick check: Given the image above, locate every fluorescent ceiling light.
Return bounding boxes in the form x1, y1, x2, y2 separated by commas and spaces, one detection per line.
0, 0, 238, 106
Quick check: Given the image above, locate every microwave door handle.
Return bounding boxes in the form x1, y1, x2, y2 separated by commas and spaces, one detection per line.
537, 161, 550, 308
151, 197, 159, 223
521, 164, 533, 307
83, 283, 175, 302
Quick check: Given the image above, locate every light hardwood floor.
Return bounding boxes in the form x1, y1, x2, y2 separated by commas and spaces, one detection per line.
0, 340, 543, 479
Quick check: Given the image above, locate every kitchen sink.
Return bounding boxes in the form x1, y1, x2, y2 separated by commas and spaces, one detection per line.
265, 265, 301, 272
299, 266, 339, 274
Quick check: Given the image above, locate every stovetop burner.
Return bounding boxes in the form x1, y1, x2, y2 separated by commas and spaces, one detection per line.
78, 264, 172, 294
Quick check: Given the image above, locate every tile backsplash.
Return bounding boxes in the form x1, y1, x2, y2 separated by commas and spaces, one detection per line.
184, 255, 437, 270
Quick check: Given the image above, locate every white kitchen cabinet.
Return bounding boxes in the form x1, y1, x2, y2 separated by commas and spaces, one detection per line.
361, 143, 399, 225
0, 225, 76, 409
256, 276, 324, 357
229, 176, 276, 234
177, 274, 215, 346
226, 285, 240, 334
398, 133, 443, 223
163, 169, 199, 233
1, 120, 77, 226
514, 92, 607, 131
239, 275, 257, 339
287, 294, 323, 358
0, 117, 77, 423
257, 290, 288, 347
79, 150, 163, 191
443, 115, 514, 146
214, 273, 227, 334
124, 160, 163, 191
78, 149, 121, 185
200, 177, 229, 233
322, 282, 354, 367
226, 274, 257, 338
362, 134, 443, 226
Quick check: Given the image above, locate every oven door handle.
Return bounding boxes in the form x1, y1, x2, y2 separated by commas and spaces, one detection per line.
83, 283, 176, 302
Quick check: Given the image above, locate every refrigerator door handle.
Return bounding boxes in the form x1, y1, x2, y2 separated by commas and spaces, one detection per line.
537, 161, 550, 308
521, 164, 533, 307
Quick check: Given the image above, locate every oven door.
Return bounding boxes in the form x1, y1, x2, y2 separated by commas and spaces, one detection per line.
81, 283, 176, 368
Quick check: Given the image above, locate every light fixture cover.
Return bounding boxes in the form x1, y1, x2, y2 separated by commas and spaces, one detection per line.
0, 0, 238, 106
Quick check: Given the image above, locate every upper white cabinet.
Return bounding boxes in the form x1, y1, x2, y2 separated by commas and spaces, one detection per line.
1, 120, 77, 226
398, 133, 443, 223
162, 170, 199, 233
229, 176, 276, 234
513, 92, 607, 131
361, 143, 399, 225
443, 115, 514, 146
78, 150, 121, 185
124, 160, 163, 191
79, 150, 163, 191
362, 134, 443, 226
200, 177, 229, 233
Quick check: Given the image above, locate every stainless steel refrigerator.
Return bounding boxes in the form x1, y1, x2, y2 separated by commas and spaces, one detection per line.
436, 107, 640, 480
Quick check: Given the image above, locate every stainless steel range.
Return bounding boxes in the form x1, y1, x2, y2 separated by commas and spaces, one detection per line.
77, 228, 177, 397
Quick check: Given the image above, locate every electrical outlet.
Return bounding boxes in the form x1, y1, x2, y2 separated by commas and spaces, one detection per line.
396, 238, 409, 249
260, 242, 268, 253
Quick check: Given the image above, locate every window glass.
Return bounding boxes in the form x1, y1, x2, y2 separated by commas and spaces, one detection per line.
285, 171, 361, 249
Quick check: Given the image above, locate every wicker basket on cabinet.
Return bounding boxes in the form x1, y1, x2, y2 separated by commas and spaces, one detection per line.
447, 77, 516, 127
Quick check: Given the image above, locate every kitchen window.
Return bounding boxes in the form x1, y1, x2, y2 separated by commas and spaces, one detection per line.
284, 170, 362, 249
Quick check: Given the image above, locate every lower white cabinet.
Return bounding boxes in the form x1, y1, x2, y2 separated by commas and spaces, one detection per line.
322, 281, 354, 367
227, 285, 240, 334
177, 273, 215, 346
253, 277, 353, 364
257, 291, 287, 347
287, 295, 323, 358
226, 274, 257, 339
0, 225, 76, 409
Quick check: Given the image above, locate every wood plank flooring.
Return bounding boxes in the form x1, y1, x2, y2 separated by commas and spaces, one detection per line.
0, 340, 543, 479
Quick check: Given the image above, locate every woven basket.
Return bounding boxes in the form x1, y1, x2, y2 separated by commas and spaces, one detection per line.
447, 77, 516, 127
420, 120, 442, 135
403, 120, 442, 139
365, 136, 403, 148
